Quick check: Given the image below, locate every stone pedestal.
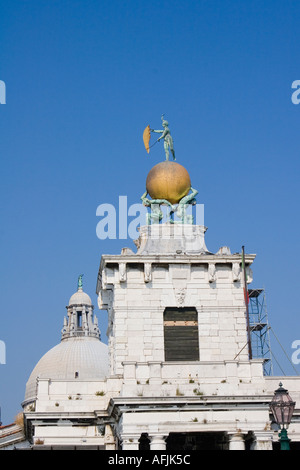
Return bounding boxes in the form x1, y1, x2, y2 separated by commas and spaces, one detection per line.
135, 223, 209, 255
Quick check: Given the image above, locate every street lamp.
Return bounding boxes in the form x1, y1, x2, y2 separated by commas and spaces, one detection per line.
270, 382, 296, 450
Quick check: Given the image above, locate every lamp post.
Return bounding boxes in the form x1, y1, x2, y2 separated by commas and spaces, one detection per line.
270, 382, 296, 450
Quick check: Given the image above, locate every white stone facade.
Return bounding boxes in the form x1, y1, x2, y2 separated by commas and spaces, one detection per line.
94, 224, 299, 450
2, 223, 299, 450
97, 225, 254, 376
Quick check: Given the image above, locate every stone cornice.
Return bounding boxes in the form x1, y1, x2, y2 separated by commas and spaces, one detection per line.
107, 395, 274, 416
97, 253, 256, 293
100, 253, 256, 265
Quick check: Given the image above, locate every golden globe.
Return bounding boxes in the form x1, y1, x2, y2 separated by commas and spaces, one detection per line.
146, 161, 191, 205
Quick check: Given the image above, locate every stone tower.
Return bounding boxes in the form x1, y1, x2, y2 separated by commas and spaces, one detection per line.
96, 156, 275, 450
97, 224, 254, 376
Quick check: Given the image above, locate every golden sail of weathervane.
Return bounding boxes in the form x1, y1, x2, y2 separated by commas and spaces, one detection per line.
143, 124, 151, 154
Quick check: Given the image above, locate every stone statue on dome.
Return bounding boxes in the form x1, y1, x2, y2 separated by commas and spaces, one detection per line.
77, 274, 84, 290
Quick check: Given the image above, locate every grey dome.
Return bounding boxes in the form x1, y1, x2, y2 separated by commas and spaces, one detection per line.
24, 337, 109, 402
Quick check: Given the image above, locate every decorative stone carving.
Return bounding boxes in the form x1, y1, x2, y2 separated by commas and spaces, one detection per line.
217, 246, 231, 255
174, 287, 186, 307
208, 263, 216, 283
119, 262, 127, 282
133, 237, 141, 250
232, 262, 241, 282
121, 247, 134, 255
144, 262, 152, 283
246, 266, 253, 284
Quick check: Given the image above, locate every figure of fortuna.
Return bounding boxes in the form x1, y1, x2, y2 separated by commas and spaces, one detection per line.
151, 114, 176, 161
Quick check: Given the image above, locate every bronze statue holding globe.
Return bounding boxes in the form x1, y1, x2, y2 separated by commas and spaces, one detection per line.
142, 115, 198, 224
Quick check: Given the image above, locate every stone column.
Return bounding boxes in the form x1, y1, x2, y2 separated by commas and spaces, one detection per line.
105, 425, 116, 450
149, 434, 167, 450
251, 431, 273, 450
228, 432, 246, 450
70, 306, 76, 334
121, 435, 140, 450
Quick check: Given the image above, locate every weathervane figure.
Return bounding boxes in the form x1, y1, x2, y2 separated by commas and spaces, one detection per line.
143, 115, 175, 161
151, 114, 175, 161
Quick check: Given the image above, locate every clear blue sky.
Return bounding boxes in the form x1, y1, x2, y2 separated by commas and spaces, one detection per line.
0, 0, 299, 424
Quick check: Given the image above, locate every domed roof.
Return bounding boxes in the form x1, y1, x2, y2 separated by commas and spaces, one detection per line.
24, 337, 109, 402
68, 288, 92, 306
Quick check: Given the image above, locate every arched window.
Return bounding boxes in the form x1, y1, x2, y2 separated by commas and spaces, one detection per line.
163, 307, 199, 361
